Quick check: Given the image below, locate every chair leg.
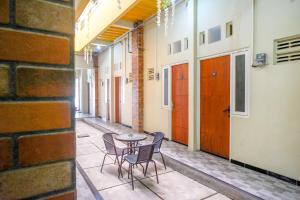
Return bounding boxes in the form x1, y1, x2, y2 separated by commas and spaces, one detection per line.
152, 160, 159, 184
130, 164, 134, 190
160, 152, 167, 169
116, 156, 123, 178
144, 162, 149, 177
127, 164, 130, 179
100, 154, 107, 173
139, 163, 145, 174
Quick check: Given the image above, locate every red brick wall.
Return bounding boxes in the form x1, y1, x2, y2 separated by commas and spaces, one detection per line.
0, 0, 75, 199
132, 26, 144, 132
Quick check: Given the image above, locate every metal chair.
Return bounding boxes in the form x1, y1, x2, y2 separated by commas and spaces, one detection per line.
152, 132, 166, 169
101, 133, 128, 178
123, 144, 159, 190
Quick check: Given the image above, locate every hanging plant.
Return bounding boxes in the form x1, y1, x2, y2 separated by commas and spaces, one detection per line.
157, 0, 176, 35
157, 0, 161, 26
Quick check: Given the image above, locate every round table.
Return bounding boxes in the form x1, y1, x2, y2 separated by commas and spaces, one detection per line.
114, 133, 147, 154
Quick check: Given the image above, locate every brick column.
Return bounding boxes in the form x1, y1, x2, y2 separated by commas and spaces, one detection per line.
132, 25, 144, 132
0, 0, 75, 199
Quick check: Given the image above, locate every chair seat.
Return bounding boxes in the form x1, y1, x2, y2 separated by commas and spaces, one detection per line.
116, 147, 128, 156
124, 154, 138, 164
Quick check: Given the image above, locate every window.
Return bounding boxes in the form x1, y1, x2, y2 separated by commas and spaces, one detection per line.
162, 66, 170, 107
208, 26, 221, 44
168, 43, 172, 55
199, 31, 205, 45
173, 40, 182, 54
226, 21, 233, 38
232, 50, 249, 116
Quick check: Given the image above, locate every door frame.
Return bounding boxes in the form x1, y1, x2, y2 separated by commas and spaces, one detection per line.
198, 48, 250, 159
165, 61, 190, 144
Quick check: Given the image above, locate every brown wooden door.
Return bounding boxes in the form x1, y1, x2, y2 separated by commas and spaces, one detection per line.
200, 55, 230, 159
172, 63, 189, 145
107, 79, 110, 121
115, 77, 121, 123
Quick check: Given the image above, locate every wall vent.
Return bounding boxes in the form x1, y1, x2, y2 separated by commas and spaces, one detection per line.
226, 21, 233, 38
199, 31, 205, 45
274, 34, 300, 64
147, 68, 155, 80
173, 40, 182, 54
184, 37, 189, 50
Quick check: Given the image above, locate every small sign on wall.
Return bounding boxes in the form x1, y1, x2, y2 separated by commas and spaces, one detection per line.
128, 73, 133, 83
147, 68, 155, 80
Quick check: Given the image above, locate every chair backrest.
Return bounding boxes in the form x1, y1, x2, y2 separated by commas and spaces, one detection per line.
152, 132, 164, 150
136, 144, 155, 163
102, 133, 116, 155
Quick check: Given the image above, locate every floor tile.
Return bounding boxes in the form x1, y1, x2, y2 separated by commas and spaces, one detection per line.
205, 193, 231, 200
122, 158, 173, 180
77, 144, 101, 156
141, 171, 216, 200
85, 165, 134, 191
76, 168, 95, 200
100, 181, 161, 200
77, 152, 113, 169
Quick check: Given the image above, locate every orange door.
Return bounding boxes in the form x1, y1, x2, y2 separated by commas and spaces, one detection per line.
200, 56, 230, 159
115, 77, 121, 123
172, 63, 189, 145
107, 79, 110, 121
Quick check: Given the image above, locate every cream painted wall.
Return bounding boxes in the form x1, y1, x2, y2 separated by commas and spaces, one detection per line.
96, 0, 300, 180
197, 0, 252, 58
75, 55, 93, 114
98, 48, 111, 119
231, 0, 300, 181
143, 1, 196, 141
112, 41, 133, 126
197, 0, 300, 180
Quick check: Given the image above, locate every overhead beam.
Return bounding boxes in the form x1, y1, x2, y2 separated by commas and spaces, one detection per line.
113, 20, 134, 30
75, 0, 89, 20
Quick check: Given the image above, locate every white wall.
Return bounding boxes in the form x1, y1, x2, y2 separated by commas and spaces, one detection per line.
98, 48, 112, 120
96, 0, 300, 181
197, 0, 252, 57
231, 0, 300, 181
144, 1, 196, 140
197, 0, 300, 180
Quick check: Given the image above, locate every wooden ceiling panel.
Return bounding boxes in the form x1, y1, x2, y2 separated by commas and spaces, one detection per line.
121, 0, 157, 21
97, 25, 129, 42
95, 0, 156, 44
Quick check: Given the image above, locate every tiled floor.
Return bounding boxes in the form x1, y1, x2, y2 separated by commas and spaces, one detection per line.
76, 168, 95, 200
83, 118, 300, 200
76, 120, 231, 200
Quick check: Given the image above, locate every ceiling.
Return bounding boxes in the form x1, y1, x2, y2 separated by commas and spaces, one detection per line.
96, 0, 157, 44
75, 0, 157, 50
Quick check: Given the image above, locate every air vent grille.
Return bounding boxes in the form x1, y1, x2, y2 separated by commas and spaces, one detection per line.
274, 34, 300, 64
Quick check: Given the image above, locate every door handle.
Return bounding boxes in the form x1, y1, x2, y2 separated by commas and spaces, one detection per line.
223, 106, 230, 113
223, 106, 230, 117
